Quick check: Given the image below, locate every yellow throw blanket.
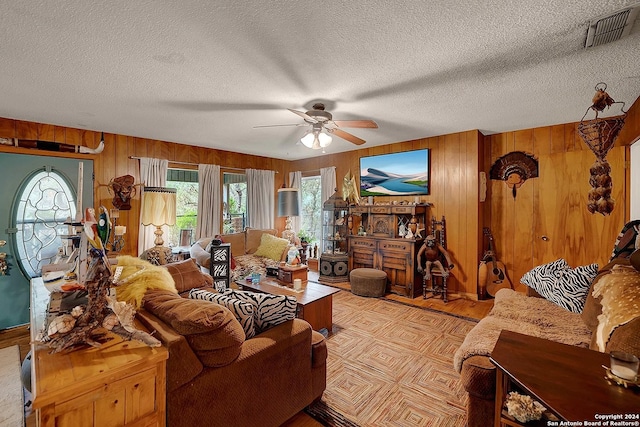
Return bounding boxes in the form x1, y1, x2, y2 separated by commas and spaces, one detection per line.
113, 255, 178, 308
592, 265, 640, 352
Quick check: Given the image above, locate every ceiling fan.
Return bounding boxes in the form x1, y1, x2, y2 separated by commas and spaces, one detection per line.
254, 103, 378, 149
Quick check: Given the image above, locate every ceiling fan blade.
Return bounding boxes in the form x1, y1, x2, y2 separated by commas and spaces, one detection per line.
253, 123, 307, 129
288, 108, 318, 123
333, 120, 378, 129
331, 128, 366, 145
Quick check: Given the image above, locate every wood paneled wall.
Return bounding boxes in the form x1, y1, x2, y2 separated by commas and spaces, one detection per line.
0, 119, 287, 257
1, 93, 637, 300
486, 97, 639, 292
289, 130, 484, 298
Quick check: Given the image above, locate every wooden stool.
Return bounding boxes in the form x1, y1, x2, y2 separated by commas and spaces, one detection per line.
349, 268, 387, 297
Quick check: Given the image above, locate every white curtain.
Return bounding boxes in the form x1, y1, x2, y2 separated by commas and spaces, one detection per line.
138, 157, 169, 255
320, 166, 337, 204
246, 169, 275, 229
196, 164, 221, 240
288, 171, 302, 236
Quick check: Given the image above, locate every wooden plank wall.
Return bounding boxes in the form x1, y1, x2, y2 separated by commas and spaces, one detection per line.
0, 119, 287, 257
486, 96, 639, 291
1, 93, 637, 299
289, 130, 484, 298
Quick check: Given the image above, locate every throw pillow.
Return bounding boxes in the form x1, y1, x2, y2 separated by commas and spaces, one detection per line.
520, 259, 598, 313
189, 288, 256, 338
113, 255, 177, 308
143, 289, 244, 367
164, 258, 213, 294
223, 289, 297, 333
553, 263, 599, 313
253, 233, 290, 261
245, 228, 278, 254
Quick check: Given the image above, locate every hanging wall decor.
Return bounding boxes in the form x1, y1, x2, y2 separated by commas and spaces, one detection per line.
489, 151, 539, 199
101, 175, 141, 210
0, 133, 105, 154
577, 83, 627, 215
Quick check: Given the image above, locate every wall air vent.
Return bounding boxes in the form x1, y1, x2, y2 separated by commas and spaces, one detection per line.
585, 4, 640, 48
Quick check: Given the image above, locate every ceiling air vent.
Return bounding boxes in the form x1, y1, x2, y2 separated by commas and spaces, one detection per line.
585, 4, 640, 48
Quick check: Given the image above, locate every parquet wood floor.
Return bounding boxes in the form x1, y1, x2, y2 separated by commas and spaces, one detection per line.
1, 271, 493, 427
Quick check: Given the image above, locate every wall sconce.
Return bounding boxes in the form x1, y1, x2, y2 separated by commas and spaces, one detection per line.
277, 187, 300, 244
108, 208, 126, 252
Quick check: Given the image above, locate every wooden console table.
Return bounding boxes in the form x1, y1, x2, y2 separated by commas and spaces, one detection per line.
30, 277, 168, 427
490, 330, 640, 426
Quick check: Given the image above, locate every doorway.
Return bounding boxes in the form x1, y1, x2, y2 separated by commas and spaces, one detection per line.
0, 153, 93, 330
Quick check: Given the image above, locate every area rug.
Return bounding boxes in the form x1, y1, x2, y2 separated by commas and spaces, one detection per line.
311, 290, 476, 427
0, 345, 24, 427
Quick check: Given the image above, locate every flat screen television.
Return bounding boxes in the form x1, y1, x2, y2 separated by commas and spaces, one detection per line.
359, 149, 430, 196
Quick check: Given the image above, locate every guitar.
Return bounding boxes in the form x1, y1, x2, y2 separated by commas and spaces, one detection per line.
480, 228, 512, 297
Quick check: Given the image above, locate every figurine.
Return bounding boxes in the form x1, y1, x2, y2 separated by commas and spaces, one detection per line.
416, 235, 454, 281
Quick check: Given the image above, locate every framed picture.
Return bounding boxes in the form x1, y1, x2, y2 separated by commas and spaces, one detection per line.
359, 149, 430, 196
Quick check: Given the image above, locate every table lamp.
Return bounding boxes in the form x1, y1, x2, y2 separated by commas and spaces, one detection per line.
141, 187, 176, 264
277, 187, 300, 244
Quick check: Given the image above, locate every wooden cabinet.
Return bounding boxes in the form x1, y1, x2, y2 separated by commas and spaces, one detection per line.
349, 235, 423, 297
348, 204, 431, 298
30, 278, 168, 427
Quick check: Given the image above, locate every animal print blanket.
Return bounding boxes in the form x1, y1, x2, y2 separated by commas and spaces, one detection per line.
453, 288, 591, 373
592, 265, 640, 351
231, 254, 280, 282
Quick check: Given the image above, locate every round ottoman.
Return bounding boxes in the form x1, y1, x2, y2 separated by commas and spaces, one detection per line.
350, 268, 387, 297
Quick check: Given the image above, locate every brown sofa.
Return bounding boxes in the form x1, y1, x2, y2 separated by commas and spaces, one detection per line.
137, 287, 327, 427
190, 227, 288, 281
454, 256, 640, 427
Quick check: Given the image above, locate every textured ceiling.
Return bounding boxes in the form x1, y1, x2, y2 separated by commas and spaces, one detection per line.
1, 1, 639, 160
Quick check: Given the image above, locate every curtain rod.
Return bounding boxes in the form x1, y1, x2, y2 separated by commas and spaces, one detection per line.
128, 156, 277, 173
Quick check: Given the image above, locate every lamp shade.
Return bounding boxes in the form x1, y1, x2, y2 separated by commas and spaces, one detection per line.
141, 187, 177, 226
277, 188, 300, 217
300, 129, 332, 149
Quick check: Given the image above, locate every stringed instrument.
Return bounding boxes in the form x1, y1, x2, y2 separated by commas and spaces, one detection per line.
479, 228, 512, 297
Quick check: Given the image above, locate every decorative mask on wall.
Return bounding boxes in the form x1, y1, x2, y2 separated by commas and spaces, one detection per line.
489, 151, 539, 199
577, 83, 627, 216
106, 175, 138, 210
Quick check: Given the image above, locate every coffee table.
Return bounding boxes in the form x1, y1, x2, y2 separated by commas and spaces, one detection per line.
490, 330, 640, 426
237, 278, 340, 333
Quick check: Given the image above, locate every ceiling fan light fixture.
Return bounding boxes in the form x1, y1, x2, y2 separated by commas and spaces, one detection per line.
300, 131, 315, 148
300, 129, 332, 150
318, 131, 332, 147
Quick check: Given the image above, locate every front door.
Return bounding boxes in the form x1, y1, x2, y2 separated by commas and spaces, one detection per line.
0, 153, 93, 330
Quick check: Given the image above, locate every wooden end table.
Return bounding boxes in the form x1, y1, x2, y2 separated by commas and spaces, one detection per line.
490, 330, 640, 426
237, 277, 339, 333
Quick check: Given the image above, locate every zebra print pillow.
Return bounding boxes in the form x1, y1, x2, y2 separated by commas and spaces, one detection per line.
188, 289, 255, 338
223, 289, 297, 333
520, 259, 598, 313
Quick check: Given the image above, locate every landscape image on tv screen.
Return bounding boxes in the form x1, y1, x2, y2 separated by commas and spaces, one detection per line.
360, 149, 430, 196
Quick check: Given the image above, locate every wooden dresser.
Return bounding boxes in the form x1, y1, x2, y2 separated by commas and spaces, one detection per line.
30, 278, 168, 427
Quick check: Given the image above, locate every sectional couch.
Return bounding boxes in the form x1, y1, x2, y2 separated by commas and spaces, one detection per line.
135, 258, 326, 427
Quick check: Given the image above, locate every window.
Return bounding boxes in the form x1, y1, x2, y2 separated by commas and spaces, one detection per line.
166, 169, 198, 246
15, 169, 76, 278
299, 176, 322, 244
223, 173, 247, 233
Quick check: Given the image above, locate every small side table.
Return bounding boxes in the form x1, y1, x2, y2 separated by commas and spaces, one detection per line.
490, 330, 640, 426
